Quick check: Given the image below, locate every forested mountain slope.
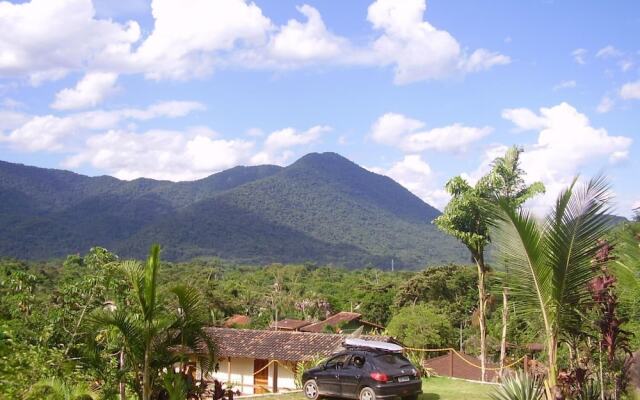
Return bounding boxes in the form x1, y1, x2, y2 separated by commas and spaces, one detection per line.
0, 153, 467, 267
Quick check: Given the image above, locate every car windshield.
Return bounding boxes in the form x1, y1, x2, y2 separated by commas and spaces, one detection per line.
373, 353, 412, 366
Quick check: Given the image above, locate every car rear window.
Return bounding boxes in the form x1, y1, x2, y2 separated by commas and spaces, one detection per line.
373, 353, 412, 366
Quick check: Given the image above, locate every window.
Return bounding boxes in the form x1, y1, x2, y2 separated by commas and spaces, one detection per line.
348, 355, 366, 368
325, 354, 350, 369
374, 353, 412, 366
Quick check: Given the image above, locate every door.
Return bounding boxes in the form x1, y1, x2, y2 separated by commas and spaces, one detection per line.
317, 353, 350, 396
254, 359, 269, 394
339, 353, 366, 398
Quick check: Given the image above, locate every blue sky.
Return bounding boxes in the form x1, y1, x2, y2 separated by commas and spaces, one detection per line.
0, 0, 638, 216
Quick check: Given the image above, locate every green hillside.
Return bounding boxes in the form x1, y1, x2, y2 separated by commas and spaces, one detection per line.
0, 153, 467, 267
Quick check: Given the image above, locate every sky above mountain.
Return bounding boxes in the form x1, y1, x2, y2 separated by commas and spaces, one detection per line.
0, 0, 638, 216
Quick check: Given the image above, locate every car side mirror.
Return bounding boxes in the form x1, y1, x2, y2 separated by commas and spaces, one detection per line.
336, 361, 344, 369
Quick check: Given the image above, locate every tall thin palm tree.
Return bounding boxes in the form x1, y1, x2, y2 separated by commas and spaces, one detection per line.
492, 176, 612, 394
88, 244, 215, 400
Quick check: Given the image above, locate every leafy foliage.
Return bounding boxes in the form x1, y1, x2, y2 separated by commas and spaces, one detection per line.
386, 304, 456, 349
489, 371, 544, 400
492, 176, 614, 388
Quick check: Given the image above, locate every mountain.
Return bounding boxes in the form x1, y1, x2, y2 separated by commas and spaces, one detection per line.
0, 153, 467, 267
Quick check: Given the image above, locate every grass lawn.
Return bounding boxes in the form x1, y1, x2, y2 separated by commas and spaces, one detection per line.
255, 377, 495, 400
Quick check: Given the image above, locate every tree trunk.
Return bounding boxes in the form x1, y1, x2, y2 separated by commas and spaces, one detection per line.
547, 333, 558, 397
143, 346, 151, 400
499, 288, 508, 379
119, 348, 126, 400
475, 254, 487, 382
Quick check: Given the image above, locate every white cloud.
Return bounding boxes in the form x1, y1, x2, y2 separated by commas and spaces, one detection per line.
51, 72, 119, 110
619, 59, 634, 72
369, 154, 449, 209
596, 45, 623, 59
251, 125, 331, 164
266, 5, 347, 64
365, 0, 509, 84
0, 0, 508, 85
133, 0, 271, 80
553, 80, 576, 91
620, 80, 640, 100
633, 199, 640, 210
596, 96, 615, 113
501, 108, 547, 131
0, 0, 140, 83
571, 48, 587, 65
460, 49, 511, 73
370, 112, 491, 153
0, 101, 205, 151
63, 128, 255, 181
0, 110, 30, 131
501, 102, 633, 214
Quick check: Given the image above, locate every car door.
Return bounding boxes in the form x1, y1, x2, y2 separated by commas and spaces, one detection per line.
317, 353, 350, 396
338, 353, 366, 398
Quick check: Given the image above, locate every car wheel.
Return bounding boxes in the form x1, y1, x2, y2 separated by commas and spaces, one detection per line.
402, 395, 419, 400
304, 380, 320, 400
359, 387, 376, 400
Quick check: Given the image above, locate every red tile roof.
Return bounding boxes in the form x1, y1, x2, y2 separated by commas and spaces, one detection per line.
269, 319, 311, 330
300, 312, 383, 333
203, 327, 391, 362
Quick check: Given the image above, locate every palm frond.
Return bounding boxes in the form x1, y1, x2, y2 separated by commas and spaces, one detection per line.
143, 244, 161, 322
544, 176, 612, 330
88, 308, 145, 361
493, 197, 551, 326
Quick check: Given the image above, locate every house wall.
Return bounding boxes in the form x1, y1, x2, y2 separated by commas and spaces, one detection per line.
268, 361, 297, 392
201, 357, 299, 396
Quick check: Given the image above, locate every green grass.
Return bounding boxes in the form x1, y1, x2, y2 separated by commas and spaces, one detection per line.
259, 377, 495, 400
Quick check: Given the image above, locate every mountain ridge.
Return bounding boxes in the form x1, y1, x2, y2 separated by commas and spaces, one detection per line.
0, 152, 468, 267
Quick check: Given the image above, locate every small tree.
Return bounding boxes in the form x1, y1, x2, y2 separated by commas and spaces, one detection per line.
435, 145, 544, 381
386, 304, 456, 350
88, 245, 216, 400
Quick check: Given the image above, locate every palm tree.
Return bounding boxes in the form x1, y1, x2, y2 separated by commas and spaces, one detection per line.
88, 244, 215, 400
28, 377, 98, 400
491, 176, 612, 394
479, 146, 544, 376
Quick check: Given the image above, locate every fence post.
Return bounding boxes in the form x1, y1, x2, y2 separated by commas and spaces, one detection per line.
448, 350, 454, 377
524, 355, 529, 375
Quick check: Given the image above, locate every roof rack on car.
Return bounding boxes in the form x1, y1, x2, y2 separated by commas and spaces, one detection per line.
342, 338, 404, 353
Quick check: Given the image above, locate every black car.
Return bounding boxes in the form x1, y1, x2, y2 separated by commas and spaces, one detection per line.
302, 343, 422, 400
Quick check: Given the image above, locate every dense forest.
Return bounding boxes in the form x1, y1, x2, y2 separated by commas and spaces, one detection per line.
0, 153, 466, 267
2, 218, 639, 399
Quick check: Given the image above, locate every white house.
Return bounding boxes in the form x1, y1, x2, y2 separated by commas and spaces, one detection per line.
194, 327, 392, 396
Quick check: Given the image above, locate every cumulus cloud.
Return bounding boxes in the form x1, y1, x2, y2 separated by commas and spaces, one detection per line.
365, 0, 509, 83
0, 0, 508, 85
0, 101, 205, 151
266, 5, 347, 64
63, 122, 330, 180
51, 72, 119, 110
251, 125, 331, 164
620, 80, 640, 100
134, 0, 271, 80
501, 102, 633, 214
0, 0, 140, 84
371, 112, 491, 152
63, 128, 255, 181
369, 154, 449, 209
